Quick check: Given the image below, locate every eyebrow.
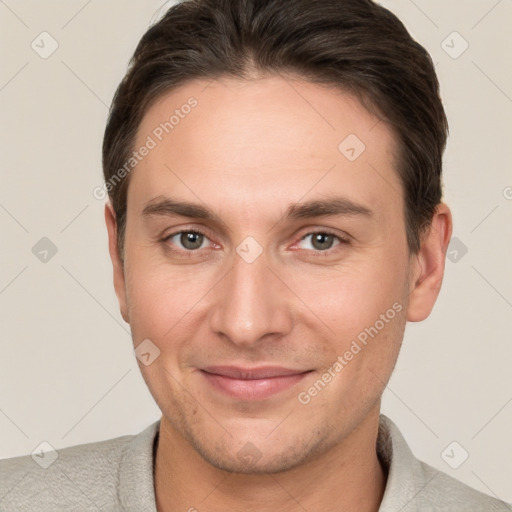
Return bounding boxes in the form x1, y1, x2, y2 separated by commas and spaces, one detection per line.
284, 198, 372, 220
142, 196, 373, 224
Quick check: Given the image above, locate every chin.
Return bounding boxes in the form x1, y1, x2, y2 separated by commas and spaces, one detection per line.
185, 424, 331, 475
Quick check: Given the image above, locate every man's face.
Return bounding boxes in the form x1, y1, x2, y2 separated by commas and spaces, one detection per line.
114, 75, 416, 472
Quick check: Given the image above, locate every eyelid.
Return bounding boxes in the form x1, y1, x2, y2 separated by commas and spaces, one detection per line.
159, 228, 219, 261
162, 227, 215, 247
163, 227, 207, 239
291, 228, 351, 252
299, 228, 350, 243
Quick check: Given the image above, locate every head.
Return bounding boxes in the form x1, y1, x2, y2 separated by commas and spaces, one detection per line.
103, 0, 452, 473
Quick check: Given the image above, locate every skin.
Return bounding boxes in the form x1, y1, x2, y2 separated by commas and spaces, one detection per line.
105, 75, 452, 512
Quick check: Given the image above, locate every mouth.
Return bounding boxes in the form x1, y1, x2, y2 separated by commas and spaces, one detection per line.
199, 365, 313, 401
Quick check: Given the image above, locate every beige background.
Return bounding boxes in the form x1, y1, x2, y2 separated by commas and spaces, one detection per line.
1, 0, 511, 503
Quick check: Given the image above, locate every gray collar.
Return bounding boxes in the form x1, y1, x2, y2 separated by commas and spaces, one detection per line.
118, 419, 160, 511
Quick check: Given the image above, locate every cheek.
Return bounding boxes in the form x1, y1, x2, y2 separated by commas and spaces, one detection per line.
301, 297, 407, 412
281, 254, 408, 337
123, 249, 219, 347
123, 256, 183, 340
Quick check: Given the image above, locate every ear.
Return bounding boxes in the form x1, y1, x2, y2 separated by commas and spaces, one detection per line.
104, 202, 130, 323
407, 203, 453, 322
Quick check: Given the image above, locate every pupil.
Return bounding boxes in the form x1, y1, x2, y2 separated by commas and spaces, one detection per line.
313, 233, 333, 250
181, 232, 202, 249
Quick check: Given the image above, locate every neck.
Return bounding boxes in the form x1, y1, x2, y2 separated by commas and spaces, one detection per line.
154, 407, 386, 512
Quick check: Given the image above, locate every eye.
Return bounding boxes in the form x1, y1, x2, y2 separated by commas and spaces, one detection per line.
296, 231, 348, 252
164, 230, 211, 251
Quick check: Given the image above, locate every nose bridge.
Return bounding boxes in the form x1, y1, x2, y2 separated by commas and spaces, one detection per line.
209, 248, 292, 346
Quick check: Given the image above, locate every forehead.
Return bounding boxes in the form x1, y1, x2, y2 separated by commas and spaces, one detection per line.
129, 75, 401, 217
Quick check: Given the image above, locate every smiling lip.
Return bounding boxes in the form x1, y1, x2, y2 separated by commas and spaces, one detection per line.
200, 366, 312, 400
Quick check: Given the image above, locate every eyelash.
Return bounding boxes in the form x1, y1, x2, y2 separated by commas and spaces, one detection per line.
161, 228, 350, 257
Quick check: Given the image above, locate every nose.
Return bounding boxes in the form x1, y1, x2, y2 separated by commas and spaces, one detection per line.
208, 248, 293, 348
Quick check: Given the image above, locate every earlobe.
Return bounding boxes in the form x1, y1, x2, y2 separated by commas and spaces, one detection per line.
406, 203, 453, 322
104, 203, 130, 324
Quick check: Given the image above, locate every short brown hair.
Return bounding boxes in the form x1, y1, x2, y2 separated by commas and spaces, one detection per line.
102, 0, 448, 259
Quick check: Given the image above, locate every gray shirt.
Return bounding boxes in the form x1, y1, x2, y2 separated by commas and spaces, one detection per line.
0, 415, 509, 511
